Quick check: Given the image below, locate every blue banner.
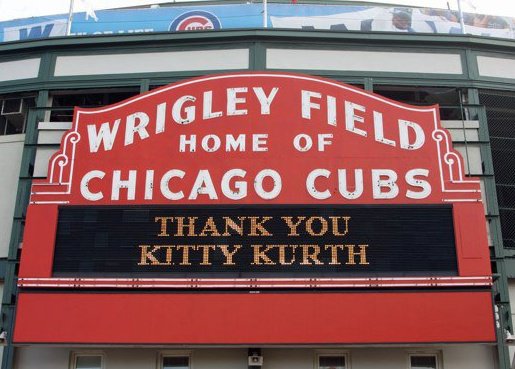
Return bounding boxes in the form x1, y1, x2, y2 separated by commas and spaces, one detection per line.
1, 3, 513, 43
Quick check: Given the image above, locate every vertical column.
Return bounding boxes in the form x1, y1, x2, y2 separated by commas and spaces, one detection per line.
1, 90, 49, 369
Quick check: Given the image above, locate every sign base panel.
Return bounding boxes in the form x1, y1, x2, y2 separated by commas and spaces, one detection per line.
14, 291, 495, 344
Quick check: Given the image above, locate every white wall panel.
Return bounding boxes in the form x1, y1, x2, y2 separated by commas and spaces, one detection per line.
0, 135, 24, 257
37, 122, 72, 145
54, 49, 249, 76
454, 144, 483, 175
14, 347, 69, 369
13, 347, 495, 369
477, 56, 515, 79
33, 147, 58, 178
442, 120, 480, 142
443, 345, 495, 369
267, 49, 463, 74
0, 58, 40, 82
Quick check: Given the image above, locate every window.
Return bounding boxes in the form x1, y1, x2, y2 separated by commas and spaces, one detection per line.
0, 95, 35, 136
159, 353, 191, 369
409, 354, 439, 369
481, 89, 515, 249
71, 353, 103, 369
317, 353, 347, 369
49, 88, 139, 122
373, 85, 468, 120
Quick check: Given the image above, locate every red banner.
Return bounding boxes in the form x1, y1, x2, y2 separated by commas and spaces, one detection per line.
30, 73, 480, 205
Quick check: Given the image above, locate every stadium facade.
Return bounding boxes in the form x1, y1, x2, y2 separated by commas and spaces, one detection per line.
1, 2, 515, 369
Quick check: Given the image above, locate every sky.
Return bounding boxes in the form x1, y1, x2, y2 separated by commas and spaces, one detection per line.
1, 0, 515, 22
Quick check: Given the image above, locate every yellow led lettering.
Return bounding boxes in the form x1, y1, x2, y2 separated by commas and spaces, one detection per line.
138, 245, 171, 265
174, 216, 198, 236
154, 216, 173, 236
324, 244, 345, 265
277, 245, 296, 265
300, 244, 323, 265
219, 245, 241, 265
248, 217, 273, 236
199, 216, 222, 236
329, 216, 350, 236
281, 216, 306, 236
345, 244, 369, 265
197, 245, 216, 265
305, 217, 328, 236
252, 245, 276, 265
176, 245, 196, 265
222, 216, 246, 236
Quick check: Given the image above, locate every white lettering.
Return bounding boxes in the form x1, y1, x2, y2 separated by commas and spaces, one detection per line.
301, 90, 321, 119
372, 169, 399, 199
111, 170, 137, 200
406, 168, 431, 199
227, 88, 248, 116
254, 169, 282, 200
87, 119, 120, 153
345, 101, 367, 137
221, 169, 247, 200
125, 112, 150, 146
161, 169, 185, 200
80, 170, 105, 201
189, 170, 218, 200
253, 87, 279, 115
172, 95, 196, 124
306, 169, 331, 200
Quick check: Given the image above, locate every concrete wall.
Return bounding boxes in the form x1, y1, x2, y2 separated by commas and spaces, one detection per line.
14, 346, 495, 369
508, 280, 515, 367
0, 134, 24, 257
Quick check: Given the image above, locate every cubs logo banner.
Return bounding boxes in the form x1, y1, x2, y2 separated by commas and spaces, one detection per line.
15, 73, 494, 345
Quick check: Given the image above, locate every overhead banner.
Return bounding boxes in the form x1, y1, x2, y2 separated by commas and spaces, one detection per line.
1, 4, 513, 43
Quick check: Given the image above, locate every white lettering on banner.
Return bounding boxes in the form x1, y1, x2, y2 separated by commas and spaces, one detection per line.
293, 133, 334, 152
88, 87, 280, 152
87, 119, 120, 152
338, 169, 364, 199
79, 168, 431, 202
221, 169, 247, 200
300, 89, 425, 149
345, 101, 367, 137
125, 112, 150, 146
227, 88, 248, 116
161, 170, 185, 200
304, 168, 430, 201
179, 134, 269, 152
253, 87, 279, 114
86, 86, 426, 153
80, 169, 284, 201
405, 169, 432, 199
112, 170, 137, 200
372, 169, 399, 199
75, 79, 440, 203
80, 170, 105, 201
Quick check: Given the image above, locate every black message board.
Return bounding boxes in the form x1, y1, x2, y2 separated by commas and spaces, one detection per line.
52, 205, 457, 278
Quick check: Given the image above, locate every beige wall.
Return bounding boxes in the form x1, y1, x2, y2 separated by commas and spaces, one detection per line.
14, 346, 495, 369
0, 134, 24, 257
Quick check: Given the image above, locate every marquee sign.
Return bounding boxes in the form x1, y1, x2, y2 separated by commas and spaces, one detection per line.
14, 73, 494, 345
20, 72, 490, 285
30, 73, 480, 205
53, 205, 457, 277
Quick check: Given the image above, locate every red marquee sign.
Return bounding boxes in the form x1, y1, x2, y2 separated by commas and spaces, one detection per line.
31, 73, 480, 205
14, 73, 495, 345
